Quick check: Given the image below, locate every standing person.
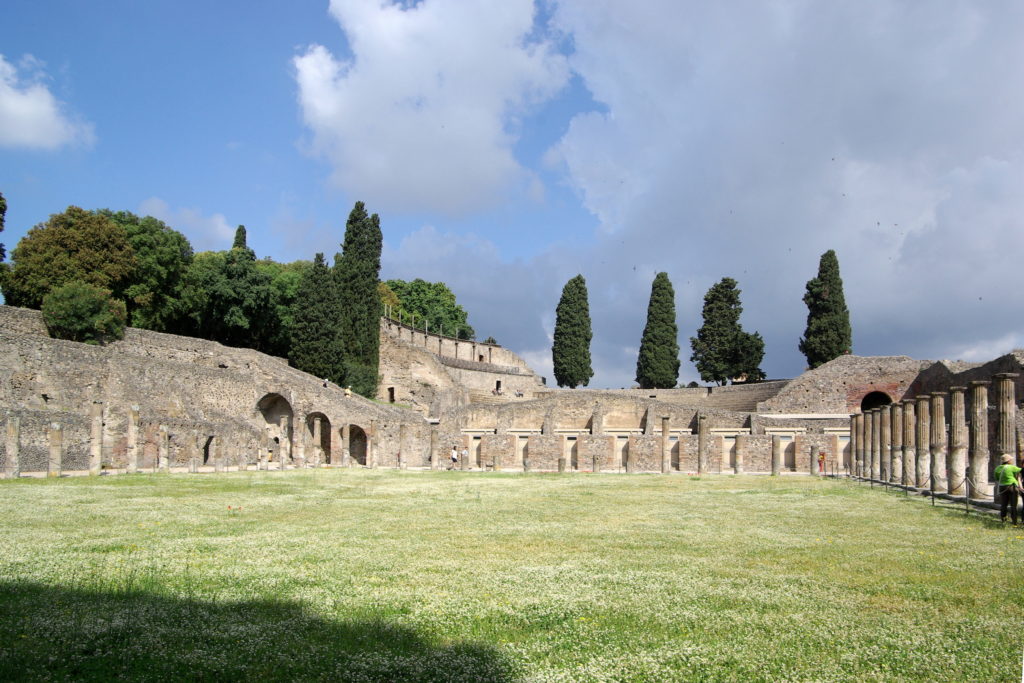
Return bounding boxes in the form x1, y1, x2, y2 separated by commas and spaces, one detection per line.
817, 451, 826, 474
450, 446, 458, 470
460, 446, 469, 469
993, 454, 1022, 525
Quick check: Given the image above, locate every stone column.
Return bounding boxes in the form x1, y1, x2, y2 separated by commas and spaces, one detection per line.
399, 423, 409, 470
849, 414, 858, 476
697, 414, 708, 475
48, 422, 63, 477
591, 405, 605, 436
189, 432, 199, 473
4, 417, 20, 478
625, 440, 635, 473
863, 410, 873, 479
341, 424, 351, 467
915, 395, 931, 488
870, 408, 881, 481
948, 386, 967, 496
851, 413, 860, 479
901, 398, 915, 486
734, 434, 747, 474
995, 373, 1018, 462
890, 402, 903, 484
279, 416, 291, 470
879, 406, 891, 482
295, 426, 306, 468
126, 405, 140, 474
430, 427, 439, 471
159, 426, 170, 472
830, 433, 840, 476
771, 435, 782, 476
929, 392, 947, 492
89, 401, 103, 476
369, 421, 378, 469
661, 416, 671, 474
968, 380, 990, 500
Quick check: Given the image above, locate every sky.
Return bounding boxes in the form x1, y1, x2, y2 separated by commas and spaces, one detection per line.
3, 0, 1024, 388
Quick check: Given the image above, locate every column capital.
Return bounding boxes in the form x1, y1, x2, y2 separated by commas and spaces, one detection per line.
949, 386, 967, 393
929, 391, 946, 398
969, 379, 991, 387
994, 372, 1019, 380
901, 397, 916, 405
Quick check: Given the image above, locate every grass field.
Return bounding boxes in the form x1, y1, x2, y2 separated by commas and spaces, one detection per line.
0, 470, 1021, 682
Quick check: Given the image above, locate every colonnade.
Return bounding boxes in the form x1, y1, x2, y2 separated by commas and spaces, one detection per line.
848, 373, 1018, 500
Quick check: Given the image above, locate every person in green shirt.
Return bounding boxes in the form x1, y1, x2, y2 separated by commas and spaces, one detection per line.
993, 454, 1023, 524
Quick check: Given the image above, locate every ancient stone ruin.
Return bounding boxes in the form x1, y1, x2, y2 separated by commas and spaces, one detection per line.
2, 305, 1022, 504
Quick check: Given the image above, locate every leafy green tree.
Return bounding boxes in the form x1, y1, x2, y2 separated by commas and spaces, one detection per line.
289, 253, 345, 383
552, 274, 593, 388
690, 277, 765, 385
2, 206, 137, 309
635, 272, 680, 389
257, 258, 310, 358
41, 280, 126, 344
97, 210, 193, 332
386, 278, 474, 339
378, 281, 401, 316
177, 234, 276, 351
335, 201, 383, 397
799, 249, 852, 368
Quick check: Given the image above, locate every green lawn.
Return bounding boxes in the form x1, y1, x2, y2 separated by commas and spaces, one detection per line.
0, 471, 1021, 681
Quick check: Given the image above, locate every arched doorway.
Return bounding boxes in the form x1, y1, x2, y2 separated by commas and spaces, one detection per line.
860, 391, 893, 411
349, 424, 368, 466
305, 413, 332, 465
257, 393, 293, 463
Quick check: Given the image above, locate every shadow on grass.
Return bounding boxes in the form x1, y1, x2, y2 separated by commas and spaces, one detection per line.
0, 581, 518, 682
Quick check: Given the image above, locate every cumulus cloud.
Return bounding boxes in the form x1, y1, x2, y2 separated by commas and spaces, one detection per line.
138, 197, 235, 252
534, 1, 1024, 382
294, 0, 569, 215
0, 54, 94, 149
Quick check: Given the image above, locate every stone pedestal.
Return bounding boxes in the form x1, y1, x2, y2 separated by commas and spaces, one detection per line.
771, 435, 781, 476
558, 456, 566, 473
48, 423, 62, 477
968, 381, 990, 500
697, 414, 708, 475
889, 402, 903, 484
313, 417, 323, 467
89, 402, 103, 476
915, 396, 930, 488
341, 424, 351, 467
948, 387, 967, 496
5, 417, 20, 479
901, 398, 916, 487
212, 437, 223, 473
929, 392, 946, 492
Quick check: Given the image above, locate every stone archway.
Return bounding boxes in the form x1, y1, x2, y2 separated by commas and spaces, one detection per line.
860, 391, 892, 412
348, 424, 368, 466
257, 393, 293, 463
305, 412, 332, 465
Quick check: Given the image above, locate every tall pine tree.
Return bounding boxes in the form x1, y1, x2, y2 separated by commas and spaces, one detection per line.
290, 253, 345, 383
799, 249, 851, 368
690, 277, 765, 385
335, 201, 382, 397
552, 274, 594, 388
635, 272, 680, 389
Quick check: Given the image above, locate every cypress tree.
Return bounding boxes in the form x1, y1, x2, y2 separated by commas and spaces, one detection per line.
0, 190, 6, 261
232, 225, 248, 251
799, 249, 851, 368
335, 201, 382, 397
552, 274, 594, 388
290, 253, 345, 383
635, 272, 680, 389
690, 277, 765, 385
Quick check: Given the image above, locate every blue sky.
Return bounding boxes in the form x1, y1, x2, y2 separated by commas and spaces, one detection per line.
3, 1, 1024, 388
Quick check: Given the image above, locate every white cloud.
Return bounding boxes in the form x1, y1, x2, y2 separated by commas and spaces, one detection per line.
537, 1, 1024, 382
138, 197, 235, 251
0, 54, 94, 149
293, 0, 569, 215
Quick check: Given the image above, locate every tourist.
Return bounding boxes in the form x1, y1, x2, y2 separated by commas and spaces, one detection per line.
450, 446, 458, 469
993, 454, 1022, 524
460, 446, 469, 468
817, 451, 826, 474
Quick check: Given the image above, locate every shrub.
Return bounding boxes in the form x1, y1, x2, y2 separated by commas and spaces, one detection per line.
41, 280, 127, 344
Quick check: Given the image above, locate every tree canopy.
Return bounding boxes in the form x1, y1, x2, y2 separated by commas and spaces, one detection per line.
41, 280, 126, 345
97, 209, 193, 332
689, 277, 765, 385
335, 201, 383, 397
385, 278, 475, 340
635, 272, 680, 389
552, 274, 593, 388
289, 253, 344, 383
799, 249, 851, 369
2, 206, 137, 309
